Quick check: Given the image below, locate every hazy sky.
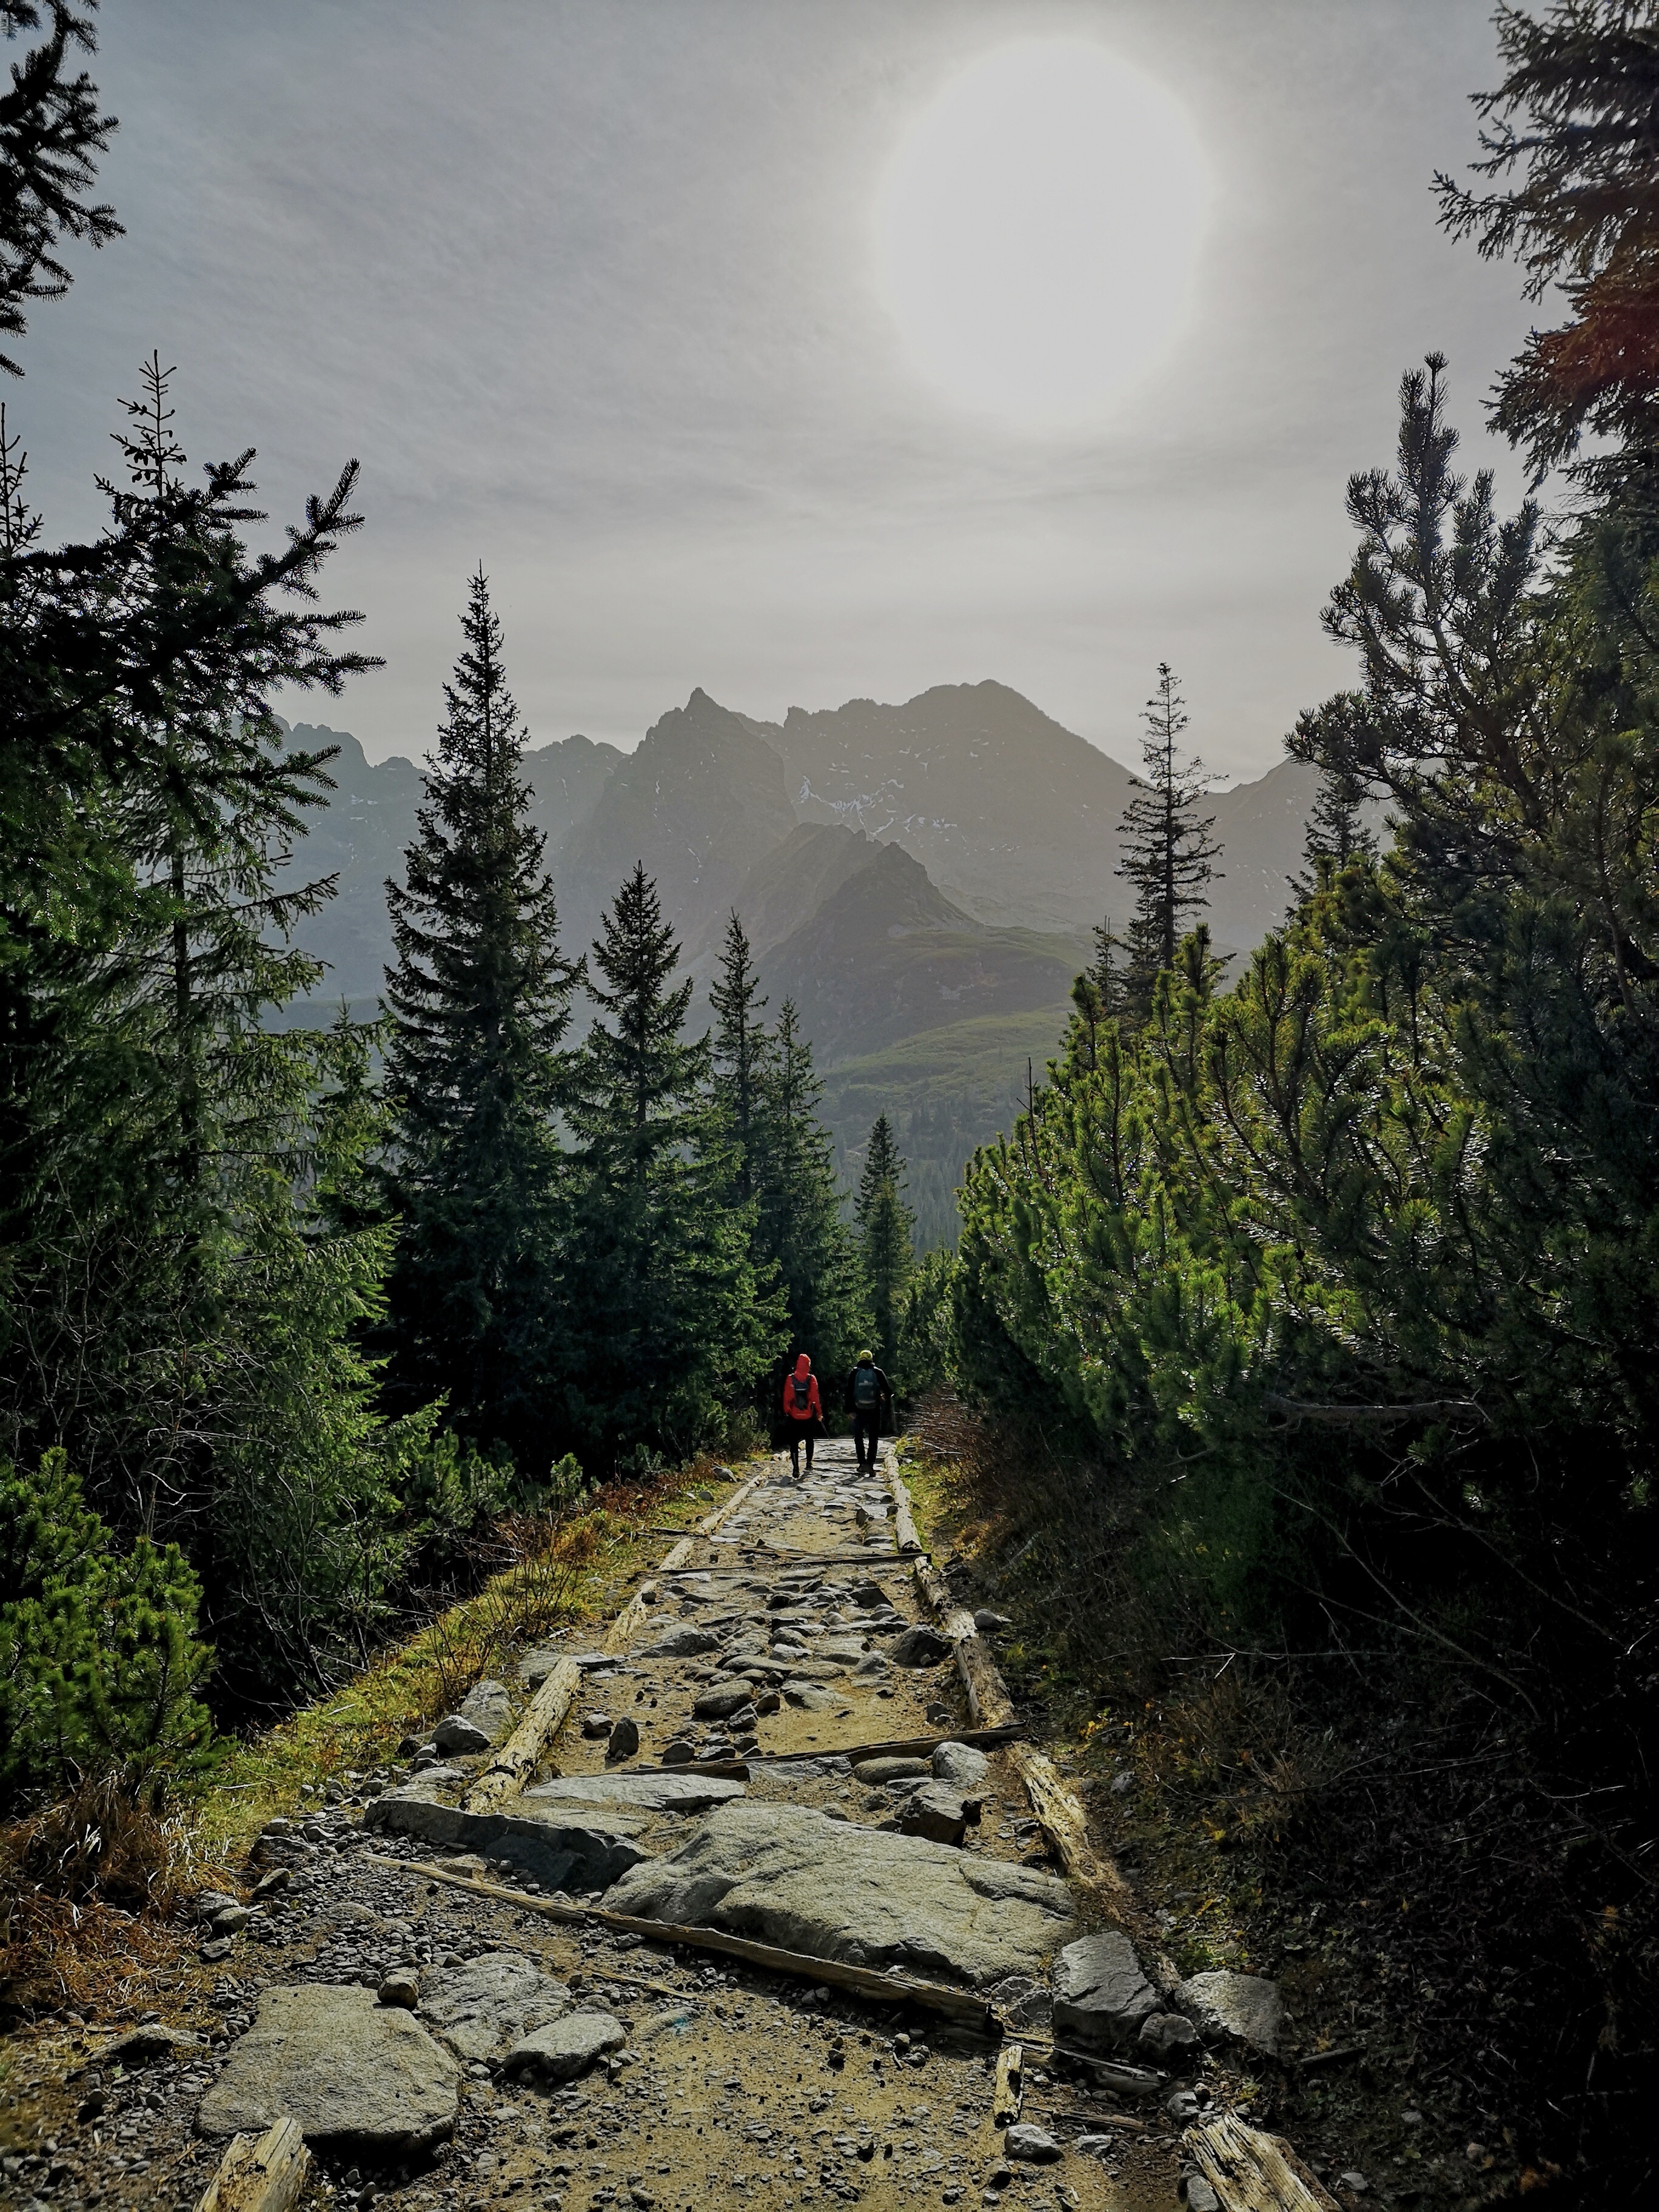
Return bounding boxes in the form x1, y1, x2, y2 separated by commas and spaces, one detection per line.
15, 1, 1543, 777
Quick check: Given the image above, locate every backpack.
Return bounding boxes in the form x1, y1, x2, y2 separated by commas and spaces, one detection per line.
791, 1373, 812, 1412
853, 1365, 880, 1410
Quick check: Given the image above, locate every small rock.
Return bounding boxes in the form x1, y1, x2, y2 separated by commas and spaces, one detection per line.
378, 1972, 420, 2009
897, 1782, 970, 1846
1138, 2011, 1199, 2060
854, 1755, 930, 1783
692, 1682, 756, 1721
1185, 2180, 1221, 2211
250, 1868, 290, 1902
200, 1936, 235, 1963
973, 1610, 1012, 1632
432, 1714, 492, 1757
933, 1741, 990, 1789
1165, 2088, 1204, 2123
752, 1689, 782, 1715
1053, 1931, 1159, 2049
637, 1625, 719, 1658
212, 1904, 252, 1934
891, 1624, 954, 1668
106, 2024, 197, 2066
987, 2161, 1013, 2188
662, 1740, 696, 1766
1179, 1969, 1284, 2057
606, 1718, 640, 1760
503, 2010, 628, 2083
261, 1817, 292, 1836
581, 1712, 615, 1739
782, 1681, 839, 1712
195, 1889, 239, 1921
458, 1678, 515, 1743
1337, 2175, 1369, 2196
419, 1951, 572, 2061
849, 1581, 888, 1609
1003, 2125, 1060, 2165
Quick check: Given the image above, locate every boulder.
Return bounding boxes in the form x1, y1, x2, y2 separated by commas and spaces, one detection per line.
974, 1609, 1013, 1632
431, 1714, 492, 1757
1138, 2010, 1199, 2060
1004, 2124, 1061, 2164
607, 1717, 641, 1760
581, 1712, 614, 1738
1178, 1970, 1284, 2057
378, 1971, 419, 2009
503, 2009, 628, 2083
458, 1678, 515, 1743
692, 1682, 756, 1721
897, 1783, 970, 1846
891, 1624, 954, 1668
853, 1757, 930, 1784
1052, 1932, 1159, 2050
195, 1985, 460, 2154
781, 1681, 839, 1712
419, 1951, 571, 2061
933, 1741, 990, 1790
601, 1800, 1076, 1988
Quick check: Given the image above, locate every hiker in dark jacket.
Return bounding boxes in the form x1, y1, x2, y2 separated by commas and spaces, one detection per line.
782, 1352, 822, 1476
844, 1349, 891, 1470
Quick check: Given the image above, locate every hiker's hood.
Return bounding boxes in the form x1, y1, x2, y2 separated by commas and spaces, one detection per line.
794, 1353, 812, 1378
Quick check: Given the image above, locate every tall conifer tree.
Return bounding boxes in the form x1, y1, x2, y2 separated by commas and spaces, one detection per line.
752, 998, 863, 1384
710, 909, 767, 1203
1116, 663, 1222, 1020
856, 1111, 914, 1375
383, 569, 578, 1469
1289, 762, 1377, 905
560, 865, 776, 1470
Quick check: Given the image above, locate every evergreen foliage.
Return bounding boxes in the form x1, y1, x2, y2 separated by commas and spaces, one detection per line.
856, 1111, 914, 1375
1114, 663, 1222, 1019
383, 568, 579, 1472
1289, 760, 1378, 905
560, 865, 780, 1471
0, 1449, 213, 1800
709, 908, 766, 1203
751, 997, 863, 1384
1436, 0, 1659, 475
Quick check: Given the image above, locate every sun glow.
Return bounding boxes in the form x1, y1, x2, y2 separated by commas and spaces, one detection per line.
874, 41, 1210, 429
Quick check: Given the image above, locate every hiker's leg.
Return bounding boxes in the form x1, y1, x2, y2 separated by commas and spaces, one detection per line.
805, 1429, 815, 1469
788, 1430, 800, 1475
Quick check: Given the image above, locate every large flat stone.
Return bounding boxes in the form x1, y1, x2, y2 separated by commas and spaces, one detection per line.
523, 1772, 745, 1815
418, 1951, 569, 2060
1179, 1970, 1284, 2056
503, 2010, 628, 2082
364, 1783, 653, 1891
196, 1985, 460, 2154
637, 1624, 720, 1658
601, 1800, 1076, 1988
1053, 1932, 1159, 2051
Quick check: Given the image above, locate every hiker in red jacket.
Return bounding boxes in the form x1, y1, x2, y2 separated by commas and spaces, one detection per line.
782, 1352, 822, 1476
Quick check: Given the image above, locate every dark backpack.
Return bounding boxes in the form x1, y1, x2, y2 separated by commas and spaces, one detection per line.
791, 1373, 812, 1412
853, 1365, 880, 1410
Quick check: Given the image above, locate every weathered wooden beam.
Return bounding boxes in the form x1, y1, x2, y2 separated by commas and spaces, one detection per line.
465, 1656, 581, 1814
370, 1854, 995, 2029
1184, 2116, 1341, 2211
993, 2043, 1024, 2126
194, 2116, 309, 2212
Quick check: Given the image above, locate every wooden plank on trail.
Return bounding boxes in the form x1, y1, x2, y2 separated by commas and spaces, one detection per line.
466, 1657, 581, 1814
993, 2042, 1024, 2125
194, 2116, 309, 2212
1184, 2116, 1341, 2212
1010, 1746, 1139, 1921
369, 1854, 996, 2029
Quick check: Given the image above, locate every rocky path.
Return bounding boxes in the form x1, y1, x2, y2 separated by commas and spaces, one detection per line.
8, 1444, 1307, 2212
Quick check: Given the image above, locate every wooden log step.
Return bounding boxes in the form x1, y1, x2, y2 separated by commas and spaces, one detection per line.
194, 2116, 309, 2212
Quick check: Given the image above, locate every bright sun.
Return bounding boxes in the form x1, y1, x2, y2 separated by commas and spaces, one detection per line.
874, 41, 1210, 429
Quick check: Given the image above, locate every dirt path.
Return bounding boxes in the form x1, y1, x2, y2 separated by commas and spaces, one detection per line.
7, 1445, 1210, 2212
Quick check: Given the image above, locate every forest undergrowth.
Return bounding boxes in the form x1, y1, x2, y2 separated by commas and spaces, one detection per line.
0, 1451, 749, 2033
903, 1393, 1648, 2208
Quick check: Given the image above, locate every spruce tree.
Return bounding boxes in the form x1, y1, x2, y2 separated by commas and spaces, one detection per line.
384, 569, 578, 1470
752, 998, 863, 1386
1116, 663, 1222, 1020
710, 909, 768, 1203
561, 865, 776, 1472
1289, 763, 1377, 905
856, 1111, 914, 1375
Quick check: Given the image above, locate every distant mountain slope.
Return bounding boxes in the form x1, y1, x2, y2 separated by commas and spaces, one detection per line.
1207, 757, 1324, 948
688, 821, 877, 971
751, 680, 1134, 937
557, 688, 796, 957
757, 837, 1084, 1068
